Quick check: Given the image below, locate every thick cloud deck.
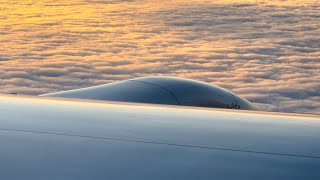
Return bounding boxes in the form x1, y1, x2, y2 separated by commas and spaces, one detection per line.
0, 0, 319, 113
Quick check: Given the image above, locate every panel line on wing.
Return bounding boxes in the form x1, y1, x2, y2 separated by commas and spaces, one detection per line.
0, 127, 320, 160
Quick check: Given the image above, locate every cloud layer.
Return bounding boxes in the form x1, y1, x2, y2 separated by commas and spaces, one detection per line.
0, 0, 319, 113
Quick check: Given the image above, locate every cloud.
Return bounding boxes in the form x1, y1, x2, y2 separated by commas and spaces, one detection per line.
0, 0, 319, 113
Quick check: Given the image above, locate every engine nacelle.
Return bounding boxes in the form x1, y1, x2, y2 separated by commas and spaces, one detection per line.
41, 76, 255, 110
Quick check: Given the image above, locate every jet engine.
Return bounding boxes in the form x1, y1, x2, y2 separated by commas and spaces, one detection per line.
41, 76, 255, 110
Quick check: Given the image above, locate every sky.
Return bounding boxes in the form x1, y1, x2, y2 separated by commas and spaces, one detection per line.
0, 0, 319, 113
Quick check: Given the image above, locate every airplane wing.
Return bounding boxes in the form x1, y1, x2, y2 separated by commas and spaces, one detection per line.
0, 94, 319, 179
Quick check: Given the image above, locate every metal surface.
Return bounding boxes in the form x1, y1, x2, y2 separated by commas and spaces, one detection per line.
0, 95, 319, 179
41, 76, 255, 110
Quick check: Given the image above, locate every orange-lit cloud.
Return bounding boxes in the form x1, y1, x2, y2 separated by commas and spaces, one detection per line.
0, 0, 319, 113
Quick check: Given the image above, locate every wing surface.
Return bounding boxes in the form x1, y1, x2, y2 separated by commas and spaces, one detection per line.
0, 95, 319, 179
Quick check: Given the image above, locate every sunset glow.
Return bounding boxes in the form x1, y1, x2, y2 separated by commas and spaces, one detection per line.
0, 0, 319, 113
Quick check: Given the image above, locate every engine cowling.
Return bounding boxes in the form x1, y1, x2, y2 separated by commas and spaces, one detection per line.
41, 76, 255, 110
